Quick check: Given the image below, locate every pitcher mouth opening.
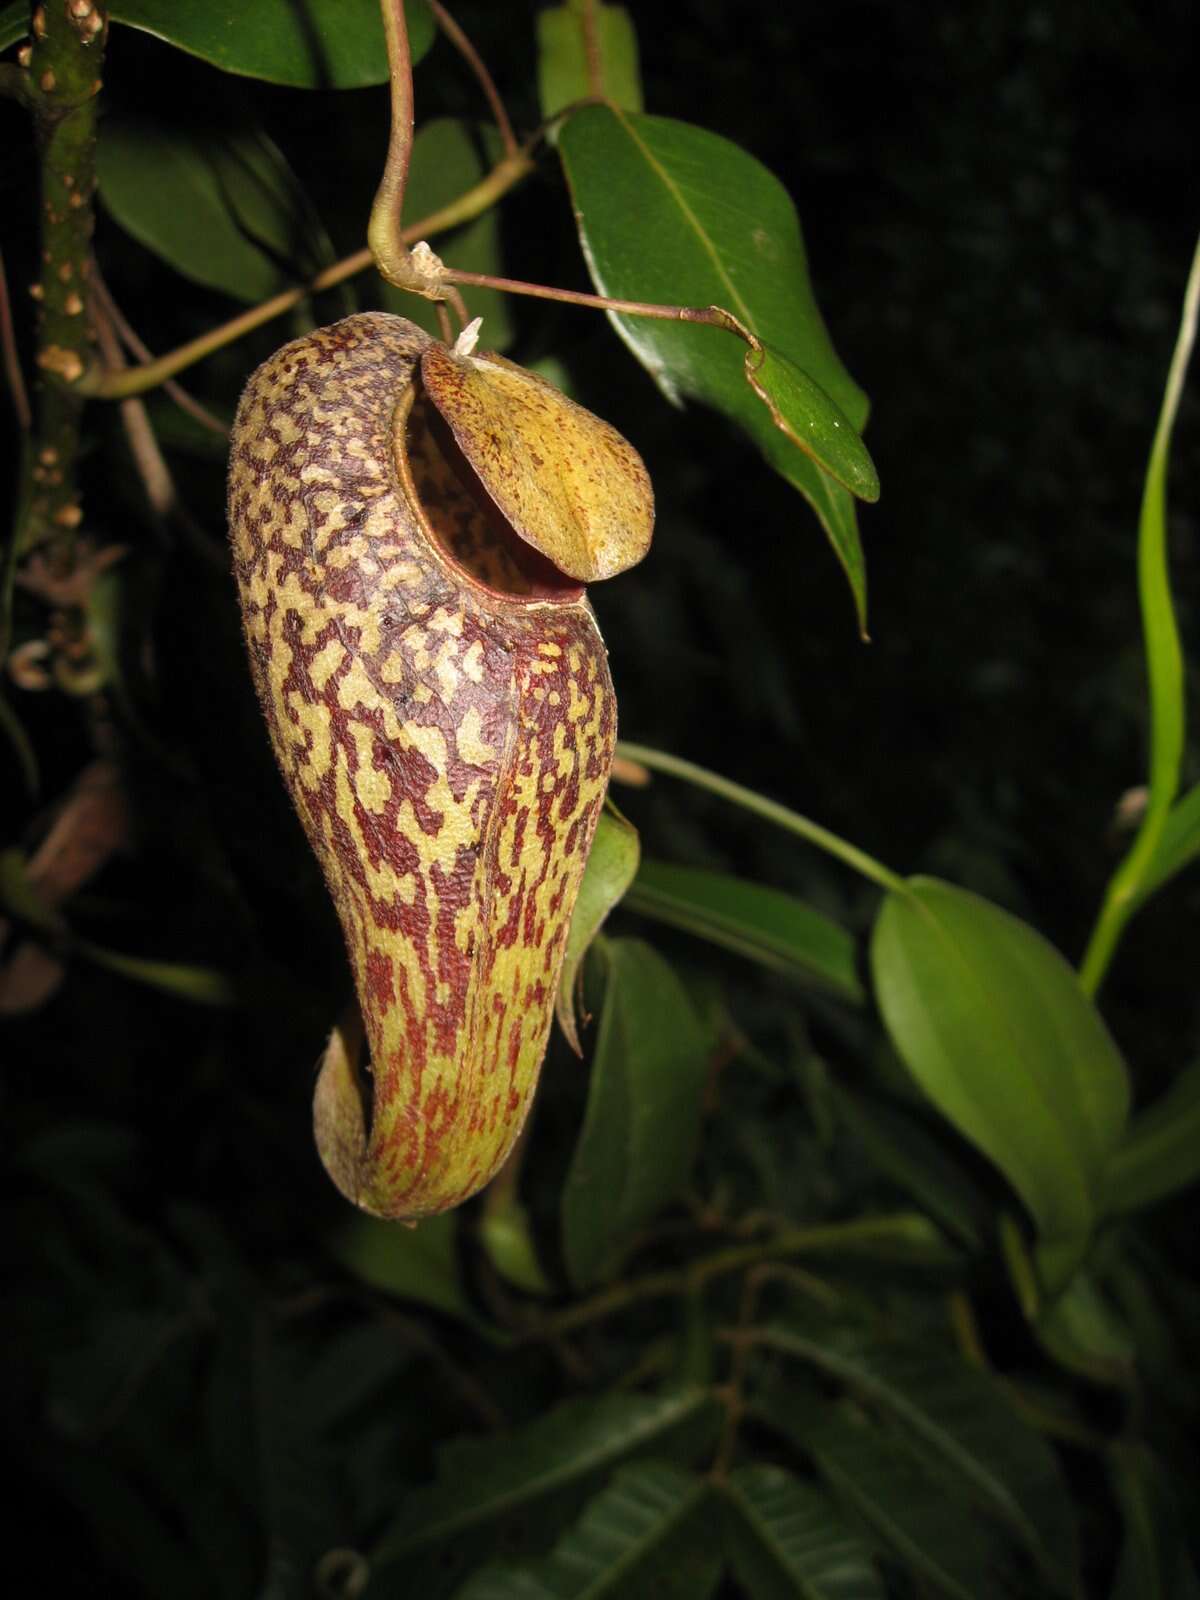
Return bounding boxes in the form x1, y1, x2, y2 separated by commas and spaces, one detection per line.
393, 381, 586, 605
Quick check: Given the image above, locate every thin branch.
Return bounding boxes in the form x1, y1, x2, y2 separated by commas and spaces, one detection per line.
89, 266, 227, 436
82, 151, 533, 400
367, 0, 418, 285
90, 294, 175, 520
0, 246, 32, 431
427, 0, 518, 157
439, 268, 758, 342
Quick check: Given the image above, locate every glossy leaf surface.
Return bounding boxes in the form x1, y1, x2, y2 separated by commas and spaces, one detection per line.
558, 105, 874, 627
871, 876, 1130, 1262
557, 807, 641, 1053
625, 858, 863, 1002
721, 1464, 884, 1600
97, 118, 330, 302
105, 0, 432, 87
561, 938, 709, 1287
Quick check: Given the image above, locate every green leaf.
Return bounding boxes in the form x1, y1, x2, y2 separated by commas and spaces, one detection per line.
1109, 1444, 1200, 1600
0, 3, 26, 53
558, 105, 875, 629
831, 1088, 986, 1249
1032, 1269, 1135, 1387
330, 1210, 477, 1324
756, 1325, 1077, 1591
870, 876, 1131, 1268
746, 345, 879, 503
76, 940, 235, 1006
0, 847, 63, 935
624, 858, 863, 1004
458, 1463, 719, 1600
1103, 1061, 1200, 1213
1139, 782, 1200, 904
372, 1390, 719, 1568
561, 937, 710, 1287
556, 807, 640, 1054
721, 1464, 884, 1600
383, 119, 516, 350
778, 1403, 1034, 1600
97, 116, 332, 303
479, 1200, 554, 1297
537, 0, 644, 121
106, 0, 433, 89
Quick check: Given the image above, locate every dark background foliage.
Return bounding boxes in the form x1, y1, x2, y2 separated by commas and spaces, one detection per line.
2, 2, 1197, 1595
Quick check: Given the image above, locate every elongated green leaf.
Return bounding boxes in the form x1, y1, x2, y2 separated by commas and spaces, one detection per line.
1109, 1444, 1200, 1600
756, 1324, 1076, 1590
557, 808, 640, 1053
722, 1464, 884, 1600
558, 106, 875, 630
77, 941, 235, 1006
373, 1390, 718, 1566
624, 859, 863, 1003
1138, 782, 1200, 904
871, 876, 1130, 1266
105, 0, 432, 88
831, 1089, 986, 1249
1103, 1061, 1200, 1213
384, 119, 516, 350
330, 1210, 477, 1325
776, 1403, 1032, 1600
98, 117, 331, 302
470, 1463, 718, 1600
537, 0, 643, 120
454, 1570, 557, 1600
561, 938, 710, 1287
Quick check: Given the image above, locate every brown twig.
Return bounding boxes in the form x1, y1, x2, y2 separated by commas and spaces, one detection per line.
89, 266, 228, 436
427, 0, 518, 158
580, 0, 605, 100
90, 292, 175, 520
0, 245, 32, 431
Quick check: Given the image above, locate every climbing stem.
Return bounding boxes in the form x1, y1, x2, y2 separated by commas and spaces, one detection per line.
616, 741, 906, 894
22, 0, 108, 557
82, 151, 534, 401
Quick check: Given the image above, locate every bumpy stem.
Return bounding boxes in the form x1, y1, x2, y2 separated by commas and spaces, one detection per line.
22, 0, 108, 558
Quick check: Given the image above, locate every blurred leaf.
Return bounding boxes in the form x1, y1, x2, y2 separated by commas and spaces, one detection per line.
773, 1402, 1037, 1600
871, 877, 1130, 1275
372, 1390, 719, 1568
0, 846, 63, 934
561, 937, 710, 1287
558, 106, 874, 628
1033, 1270, 1135, 1388
557, 807, 640, 1053
1138, 782, 1200, 904
537, 0, 644, 122
479, 1199, 554, 1297
385, 119, 515, 349
1109, 1443, 1200, 1600
721, 1463, 884, 1600
1103, 1061, 1200, 1213
106, 0, 432, 89
459, 1462, 720, 1600
624, 858, 863, 1003
757, 1325, 1077, 1590
831, 1088, 986, 1249
76, 939, 235, 1005
331, 1211, 477, 1324
98, 116, 332, 302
